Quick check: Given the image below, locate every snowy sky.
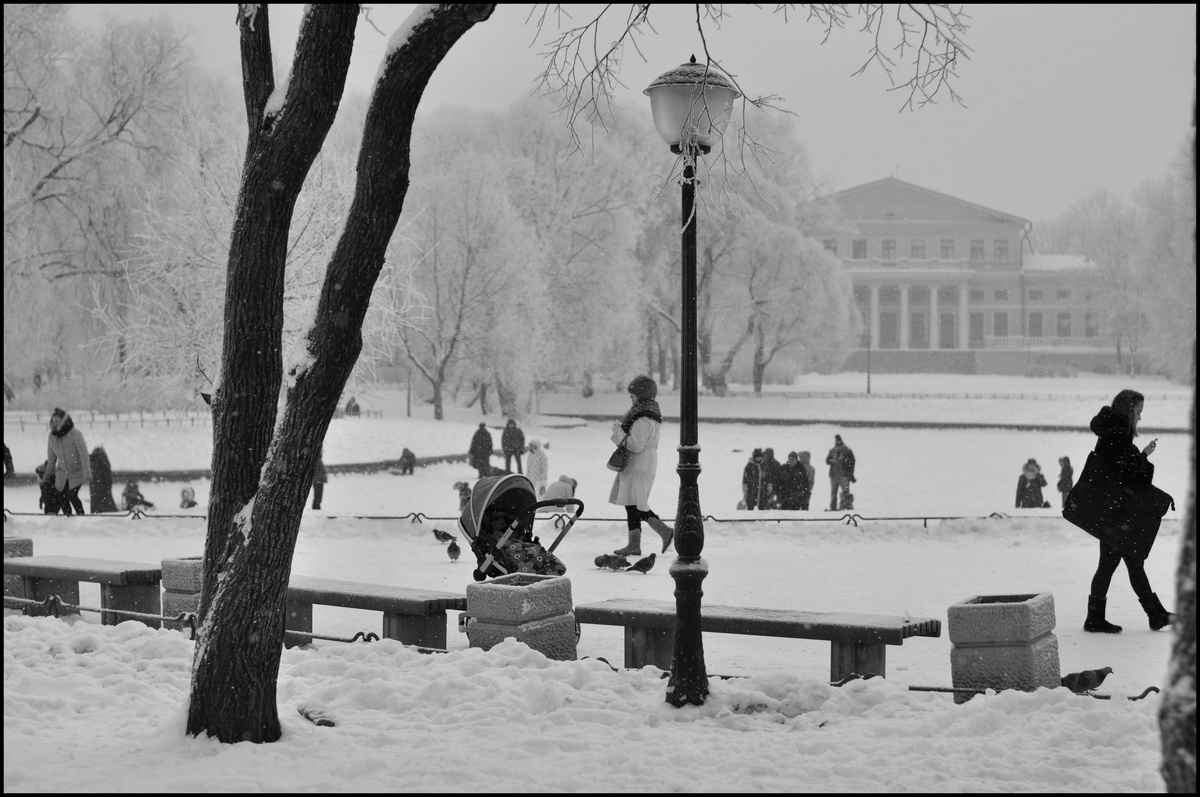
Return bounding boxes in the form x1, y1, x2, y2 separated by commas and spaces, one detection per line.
66, 4, 1196, 223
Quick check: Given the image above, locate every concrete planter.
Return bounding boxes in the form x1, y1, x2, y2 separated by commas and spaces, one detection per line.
465, 573, 576, 661
948, 592, 1060, 703
4, 536, 34, 602
161, 555, 203, 631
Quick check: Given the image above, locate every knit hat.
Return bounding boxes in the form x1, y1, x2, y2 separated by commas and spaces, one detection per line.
834, 434, 843, 444
752, 448, 763, 459
627, 375, 657, 400
51, 407, 66, 419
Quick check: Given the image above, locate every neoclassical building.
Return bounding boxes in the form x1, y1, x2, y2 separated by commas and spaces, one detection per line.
819, 178, 1124, 375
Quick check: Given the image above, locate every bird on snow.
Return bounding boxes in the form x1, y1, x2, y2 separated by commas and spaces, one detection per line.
625, 553, 656, 574
594, 553, 629, 570
432, 528, 456, 544
1060, 666, 1113, 694
447, 539, 461, 561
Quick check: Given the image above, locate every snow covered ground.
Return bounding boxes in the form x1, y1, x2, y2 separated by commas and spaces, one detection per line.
2, 373, 1192, 792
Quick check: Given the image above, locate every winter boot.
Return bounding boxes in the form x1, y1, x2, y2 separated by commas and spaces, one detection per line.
1083, 595, 1122, 634
646, 515, 675, 554
614, 528, 642, 557
1138, 592, 1175, 631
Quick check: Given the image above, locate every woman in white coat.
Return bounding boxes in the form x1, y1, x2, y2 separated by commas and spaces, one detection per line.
609, 375, 674, 556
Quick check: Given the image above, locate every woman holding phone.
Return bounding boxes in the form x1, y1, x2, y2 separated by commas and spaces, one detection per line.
1077, 389, 1175, 633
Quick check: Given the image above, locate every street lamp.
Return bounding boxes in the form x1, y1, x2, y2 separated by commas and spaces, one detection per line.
644, 55, 740, 707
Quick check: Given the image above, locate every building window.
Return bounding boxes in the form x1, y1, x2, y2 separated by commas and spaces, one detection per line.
852, 239, 867, 259
994, 312, 1009, 337
823, 239, 837, 255
1029, 312, 1044, 337
969, 289, 985, 302
879, 286, 900, 304
1085, 313, 1099, 337
938, 286, 958, 304
970, 240, 985, 261
1028, 289, 1043, 301
1057, 312, 1071, 337
1056, 289, 1070, 300
940, 239, 955, 259
881, 239, 895, 261
994, 240, 1009, 261
911, 240, 925, 259
909, 286, 929, 305
994, 289, 1009, 301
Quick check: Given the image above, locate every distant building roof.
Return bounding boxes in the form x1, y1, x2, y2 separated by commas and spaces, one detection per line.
1023, 253, 1096, 272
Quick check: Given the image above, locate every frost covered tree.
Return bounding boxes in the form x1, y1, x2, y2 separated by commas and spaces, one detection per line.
188, 2, 977, 744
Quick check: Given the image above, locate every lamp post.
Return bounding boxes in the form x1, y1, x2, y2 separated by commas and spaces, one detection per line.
644, 55, 740, 707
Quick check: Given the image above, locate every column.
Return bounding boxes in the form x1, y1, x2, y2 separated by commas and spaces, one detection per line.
929, 285, 939, 349
958, 285, 969, 350
899, 286, 910, 349
869, 285, 880, 349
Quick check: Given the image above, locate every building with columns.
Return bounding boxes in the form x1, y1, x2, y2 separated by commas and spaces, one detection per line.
820, 178, 1126, 375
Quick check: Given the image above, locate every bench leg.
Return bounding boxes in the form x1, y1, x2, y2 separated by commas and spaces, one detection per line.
627, 627, 674, 671
101, 584, 162, 629
830, 641, 886, 681
285, 599, 313, 648
383, 611, 447, 649
23, 577, 81, 619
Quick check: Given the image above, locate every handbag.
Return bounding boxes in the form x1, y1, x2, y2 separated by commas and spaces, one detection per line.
1063, 450, 1174, 559
606, 434, 630, 472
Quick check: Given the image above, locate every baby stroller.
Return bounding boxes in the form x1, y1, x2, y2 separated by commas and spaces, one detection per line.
457, 474, 583, 582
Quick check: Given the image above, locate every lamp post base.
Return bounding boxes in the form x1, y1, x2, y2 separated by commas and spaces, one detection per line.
666, 555, 709, 706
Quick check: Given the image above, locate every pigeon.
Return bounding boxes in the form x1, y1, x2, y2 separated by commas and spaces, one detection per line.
447, 539, 461, 561
625, 553, 656, 574
1061, 666, 1113, 694
432, 528, 456, 543
594, 553, 629, 570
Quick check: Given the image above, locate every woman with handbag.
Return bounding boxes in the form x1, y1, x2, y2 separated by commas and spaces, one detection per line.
609, 375, 674, 556
1070, 389, 1175, 633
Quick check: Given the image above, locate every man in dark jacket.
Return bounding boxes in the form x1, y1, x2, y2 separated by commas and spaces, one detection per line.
741, 449, 771, 510
825, 434, 856, 511
776, 452, 811, 510
469, 423, 494, 480
88, 447, 119, 513
501, 419, 525, 474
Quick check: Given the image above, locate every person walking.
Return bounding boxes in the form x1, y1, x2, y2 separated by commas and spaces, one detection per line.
762, 448, 783, 509
45, 408, 90, 516
35, 461, 64, 514
87, 446, 119, 513
1074, 389, 1175, 633
311, 449, 327, 510
609, 375, 673, 556
501, 418, 526, 474
741, 448, 770, 510
775, 451, 810, 510
396, 447, 416, 475
1056, 456, 1074, 508
526, 439, 549, 496
1015, 458, 1048, 508
797, 451, 816, 510
825, 434, 856, 511
468, 422, 494, 480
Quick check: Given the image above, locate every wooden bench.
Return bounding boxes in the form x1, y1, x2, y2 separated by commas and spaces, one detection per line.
573, 598, 942, 681
3, 555, 162, 629
286, 576, 467, 650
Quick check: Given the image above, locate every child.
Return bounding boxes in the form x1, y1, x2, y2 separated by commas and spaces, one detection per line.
122, 479, 155, 511
1056, 456, 1074, 508
1015, 459, 1047, 509
36, 461, 64, 515
453, 481, 472, 512
180, 486, 198, 509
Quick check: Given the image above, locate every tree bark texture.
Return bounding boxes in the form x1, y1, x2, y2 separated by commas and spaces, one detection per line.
188, 3, 495, 744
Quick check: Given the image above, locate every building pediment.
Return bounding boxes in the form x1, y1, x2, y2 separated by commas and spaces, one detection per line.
831, 177, 1029, 226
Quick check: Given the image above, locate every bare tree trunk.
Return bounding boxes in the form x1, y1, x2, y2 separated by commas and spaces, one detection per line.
187, 4, 495, 744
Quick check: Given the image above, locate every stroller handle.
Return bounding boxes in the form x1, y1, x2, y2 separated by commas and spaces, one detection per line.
530, 498, 583, 554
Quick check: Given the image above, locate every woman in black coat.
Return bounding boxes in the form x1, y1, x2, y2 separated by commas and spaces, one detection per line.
1071, 389, 1174, 633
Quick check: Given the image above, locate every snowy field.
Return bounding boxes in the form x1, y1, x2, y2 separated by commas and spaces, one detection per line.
2, 372, 1193, 792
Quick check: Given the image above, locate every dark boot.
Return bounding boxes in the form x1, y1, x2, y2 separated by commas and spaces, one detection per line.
614, 528, 641, 557
1083, 595, 1122, 634
1138, 592, 1175, 631
646, 515, 674, 554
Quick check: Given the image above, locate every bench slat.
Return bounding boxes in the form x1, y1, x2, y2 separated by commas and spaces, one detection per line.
574, 599, 941, 645
3, 555, 161, 586
287, 575, 466, 616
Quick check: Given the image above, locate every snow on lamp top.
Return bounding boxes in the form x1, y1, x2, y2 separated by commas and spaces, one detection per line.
644, 55, 741, 152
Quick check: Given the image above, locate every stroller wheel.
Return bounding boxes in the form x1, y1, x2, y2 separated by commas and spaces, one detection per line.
472, 569, 486, 582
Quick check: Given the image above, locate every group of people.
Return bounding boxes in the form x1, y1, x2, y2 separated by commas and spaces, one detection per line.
740, 434, 856, 512
1014, 456, 1076, 508
467, 419, 556, 497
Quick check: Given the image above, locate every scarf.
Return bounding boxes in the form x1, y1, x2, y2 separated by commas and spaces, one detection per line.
50, 415, 75, 438
620, 398, 662, 433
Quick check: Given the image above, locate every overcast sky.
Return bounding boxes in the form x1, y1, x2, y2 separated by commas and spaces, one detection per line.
68, 4, 1195, 224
